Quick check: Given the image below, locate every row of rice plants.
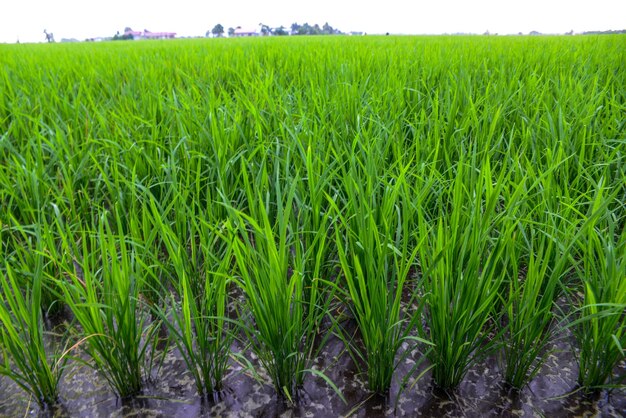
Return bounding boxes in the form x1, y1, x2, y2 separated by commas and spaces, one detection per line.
0, 35, 624, 412
2, 145, 622, 407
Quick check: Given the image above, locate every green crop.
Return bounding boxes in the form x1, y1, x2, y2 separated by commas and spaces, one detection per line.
330, 135, 430, 393
417, 159, 514, 389
224, 148, 340, 401
0, 225, 68, 408
570, 184, 626, 391
0, 35, 624, 410
52, 209, 162, 398
148, 193, 234, 398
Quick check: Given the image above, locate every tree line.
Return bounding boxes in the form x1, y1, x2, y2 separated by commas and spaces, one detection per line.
209, 22, 343, 37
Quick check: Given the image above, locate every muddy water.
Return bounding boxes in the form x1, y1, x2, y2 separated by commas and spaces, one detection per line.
1, 325, 624, 418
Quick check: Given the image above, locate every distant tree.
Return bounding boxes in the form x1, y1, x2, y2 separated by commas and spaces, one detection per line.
259, 23, 271, 36
299, 23, 312, 35
273, 26, 288, 36
291, 21, 342, 36
113, 30, 133, 41
211, 24, 224, 37
228, 27, 235, 37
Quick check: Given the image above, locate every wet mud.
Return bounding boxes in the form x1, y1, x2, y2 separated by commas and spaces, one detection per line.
1, 322, 624, 417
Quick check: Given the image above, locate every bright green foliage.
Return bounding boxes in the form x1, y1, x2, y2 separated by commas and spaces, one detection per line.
225, 153, 338, 401
148, 195, 233, 397
501, 227, 569, 389
331, 137, 429, 393
54, 209, 162, 398
572, 186, 626, 391
499, 164, 582, 389
0, 35, 624, 404
417, 160, 513, 389
0, 227, 67, 408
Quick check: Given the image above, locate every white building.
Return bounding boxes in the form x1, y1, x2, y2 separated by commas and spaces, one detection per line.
232, 27, 259, 37
124, 29, 176, 40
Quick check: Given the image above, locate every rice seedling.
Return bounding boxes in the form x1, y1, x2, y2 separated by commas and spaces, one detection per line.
571, 186, 626, 391
0, 232, 68, 409
417, 159, 512, 389
148, 195, 234, 398
328, 135, 431, 393
497, 158, 586, 389
54, 207, 162, 398
224, 152, 339, 402
500, 225, 570, 389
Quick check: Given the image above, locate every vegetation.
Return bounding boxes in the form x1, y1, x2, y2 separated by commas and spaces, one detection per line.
148, 194, 234, 397
330, 140, 430, 392
0, 225, 68, 408
290, 22, 342, 35
52, 209, 163, 398
570, 187, 626, 391
0, 35, 624, 410
417, 159, 514, 389
210, 24, 225, 38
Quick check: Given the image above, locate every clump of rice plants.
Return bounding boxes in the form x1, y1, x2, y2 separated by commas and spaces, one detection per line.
417, 160, 512, 389
330, 141, 429, 393
571, 188, 626, 392
498, 165, 582, 389
225, 154, 339, 402
148, 195, 233, 398
55, 208, 162, 398
500, 225, 570, 389
0, 230, 68, 409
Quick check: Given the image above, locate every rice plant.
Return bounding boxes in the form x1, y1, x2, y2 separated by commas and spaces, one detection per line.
500, 225, 570, 389
417, 159, 512, 389
571, 187, 626, 391
0, 236, 68, 409
224, 154, 338, 402
148, 195, 234, 398
55, 208, 162, 398
329, 138, 430, 393
498, 161, 584, 389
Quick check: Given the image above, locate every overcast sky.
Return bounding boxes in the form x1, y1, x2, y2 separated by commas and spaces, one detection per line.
1, 0, 624, 43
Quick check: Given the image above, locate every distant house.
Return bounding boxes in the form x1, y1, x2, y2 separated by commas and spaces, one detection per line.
232, 27, 259, 37
124, 28, 176, 40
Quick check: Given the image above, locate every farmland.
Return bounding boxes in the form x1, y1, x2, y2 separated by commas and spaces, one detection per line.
0, 35, 625, 416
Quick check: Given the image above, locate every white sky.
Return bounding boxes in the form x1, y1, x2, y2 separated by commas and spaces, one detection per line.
0, 0, 624, 43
